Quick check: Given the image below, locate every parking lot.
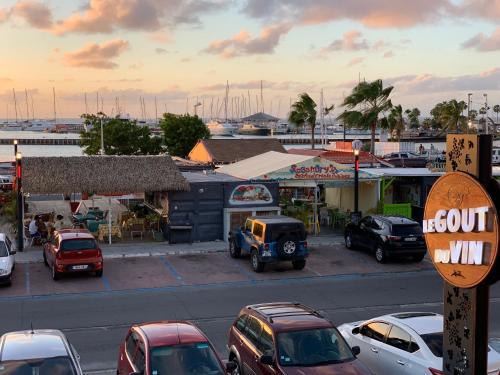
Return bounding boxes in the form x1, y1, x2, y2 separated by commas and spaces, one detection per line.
2, 244, 434, 298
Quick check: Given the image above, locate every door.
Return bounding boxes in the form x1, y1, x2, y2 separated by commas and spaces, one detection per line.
254, 323, 277, 375
380, 325, 425, 375
118, 331, 137, 375
355, 322, 390, 375
240, 316, 262, 375
241, 219, 254, 252
356, 217, 374, 249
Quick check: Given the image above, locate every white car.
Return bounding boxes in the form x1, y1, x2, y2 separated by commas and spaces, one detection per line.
0, 233, 15, 286
338, 312, 500, 375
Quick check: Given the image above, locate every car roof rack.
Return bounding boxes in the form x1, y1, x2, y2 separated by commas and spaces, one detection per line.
391, 312, 438, 319
247, 302, 324, 323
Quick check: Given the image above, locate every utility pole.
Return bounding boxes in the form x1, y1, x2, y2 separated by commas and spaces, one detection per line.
484, 93, 488, 135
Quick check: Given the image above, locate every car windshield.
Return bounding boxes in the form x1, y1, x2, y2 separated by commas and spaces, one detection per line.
150, 343, 224, 375
0, 242, 9, 257
0, 356, 76, 375
392, 225, 422, 236
421, 332, 443, 357
277, 328, 355, 367
60, 239, 96, 251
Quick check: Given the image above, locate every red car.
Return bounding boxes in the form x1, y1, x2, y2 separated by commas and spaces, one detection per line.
43, 229, 103, 280
228, 302, 373, 375
117, 321, 235, 375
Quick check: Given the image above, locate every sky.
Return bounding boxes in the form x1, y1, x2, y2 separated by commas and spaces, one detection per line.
0, 0, 499, 120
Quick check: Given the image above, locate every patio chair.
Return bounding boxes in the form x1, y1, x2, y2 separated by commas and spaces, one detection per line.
319, 208, 331, 226
130, 221, 144, 239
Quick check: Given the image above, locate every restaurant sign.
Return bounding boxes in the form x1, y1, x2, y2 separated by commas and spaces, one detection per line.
423, 172, 499, 288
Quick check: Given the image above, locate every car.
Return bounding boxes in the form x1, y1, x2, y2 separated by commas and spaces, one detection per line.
117, 320, 234, 375
227, 302, 373, 375
0, 233, 15, 286
229, 216, 308, 273
43, 229, 103, 280
338, 312, 500, 375
0, 329, 84, 374
382, 152, 428, 168
344, 215, 426, 263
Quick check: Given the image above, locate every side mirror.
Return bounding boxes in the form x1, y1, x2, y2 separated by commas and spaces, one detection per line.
352, 327, 360, 335
10, 250, 16, 255
226, 361, 237, 372
260, 355, 274, 366
351, 346, 361, 356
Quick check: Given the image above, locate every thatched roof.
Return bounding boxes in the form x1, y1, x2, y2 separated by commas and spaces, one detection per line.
23, 156, 189, 194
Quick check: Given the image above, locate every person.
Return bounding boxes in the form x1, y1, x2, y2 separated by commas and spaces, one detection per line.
28, 215, 40, 237
418, 144, 425, 154
54, 214, 65, 231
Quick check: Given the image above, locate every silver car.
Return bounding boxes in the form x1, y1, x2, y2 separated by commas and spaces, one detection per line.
0, 329, 83, 374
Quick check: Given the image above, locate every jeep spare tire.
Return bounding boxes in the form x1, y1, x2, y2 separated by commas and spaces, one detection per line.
278, 237, 298, 259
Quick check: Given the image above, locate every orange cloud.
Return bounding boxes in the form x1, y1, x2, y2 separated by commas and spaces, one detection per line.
462, 27, 500, 52
63, 40, 129, 69
10, 0, 53, 29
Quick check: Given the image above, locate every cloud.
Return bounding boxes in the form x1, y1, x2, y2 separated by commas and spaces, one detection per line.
204, 23, 291, 58
63, 39, 129, 69
0, 77, 13, 84
383, 50, 394, 58
348, 57, 364, 66
451, 0, 500, 22
52, 0, 229, 35
0, 9, 9, 23
155, 48, 171, 54
61, 87, 188, 102
243, 0, 451, 28
11, 0, 53, 29
462, 27, 500, 51
321, 30, 369, 52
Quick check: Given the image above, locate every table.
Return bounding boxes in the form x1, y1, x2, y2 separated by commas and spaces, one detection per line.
98, 224, 122, 242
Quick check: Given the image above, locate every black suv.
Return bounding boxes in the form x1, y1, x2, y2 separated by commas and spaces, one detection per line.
344, 215, 426, 263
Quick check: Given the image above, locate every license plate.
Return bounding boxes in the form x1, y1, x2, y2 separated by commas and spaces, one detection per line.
72, 265, 88, 270
404, 237, 417, 242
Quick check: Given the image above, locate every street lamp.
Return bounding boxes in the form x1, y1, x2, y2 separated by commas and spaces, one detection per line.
354, 149, 360, 215
15, 152, 23, 252
13, 139, 18, 156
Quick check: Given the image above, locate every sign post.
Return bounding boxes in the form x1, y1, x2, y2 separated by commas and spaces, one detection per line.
423, 134, 499, 374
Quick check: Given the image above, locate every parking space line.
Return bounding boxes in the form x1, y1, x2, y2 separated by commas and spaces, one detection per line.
161, 256, 185, 285
101, 275, 112, 291
25, 263, 31, 295
229, 257, 256, 281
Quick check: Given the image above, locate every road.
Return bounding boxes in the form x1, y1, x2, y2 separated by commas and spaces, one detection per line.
1, 270, 499, 374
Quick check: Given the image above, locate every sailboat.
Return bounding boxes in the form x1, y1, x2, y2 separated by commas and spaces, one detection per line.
206, 81, 235, 136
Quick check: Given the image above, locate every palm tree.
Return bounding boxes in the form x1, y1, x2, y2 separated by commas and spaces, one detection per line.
388, 105, 405, 140
289, 93, 317, 149
440, 100, 467, 133
337, 79, 393, 154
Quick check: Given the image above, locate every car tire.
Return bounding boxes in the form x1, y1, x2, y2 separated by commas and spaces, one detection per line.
43, 251, 48, 267
251, 249, 265, 273
95, 269, 103, 278
345, 232, 355, 250
52, 265, 60, 281
229, 356, 242, 375
229, 239, 241, 259
277, 236, 298, 259
375, 245, 387, 263
412, 254, 425, 262
292, 259, 306, 270
5, 276, 11, 287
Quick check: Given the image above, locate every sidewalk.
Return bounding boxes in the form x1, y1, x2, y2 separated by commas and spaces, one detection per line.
15, 234, 344, 264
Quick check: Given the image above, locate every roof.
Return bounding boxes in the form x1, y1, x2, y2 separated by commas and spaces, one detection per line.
288, 149, 391, 167
383, 313, 443, 335
137, 321, 207, 347
241, 112, 280, 122
190, 139, 286, 164
249, 215, 303, 225
247, 302, 332, 332
182, 171, 241, 183
217, 151, 312, 179
57, 229, 95, 241
0, 330, 69, 361
363, 167, 444, 177
373, 215, 419, 225
22, 156, 189, 194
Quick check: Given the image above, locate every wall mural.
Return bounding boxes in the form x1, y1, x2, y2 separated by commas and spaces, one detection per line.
229, 184, 273, 205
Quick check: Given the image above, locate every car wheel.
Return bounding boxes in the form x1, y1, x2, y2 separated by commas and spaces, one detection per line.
95, 269, 103, 278
43, 251, 48, 267
292, 259, 306, 270
52, 264, 60, 281
412, 254, 425, 262
345, 232, 354, 249
375, 246, 387, 263
5, 276, 11, 287
229, 356, 242, 375
229, 239, 241, 259
251, 249, 265, 273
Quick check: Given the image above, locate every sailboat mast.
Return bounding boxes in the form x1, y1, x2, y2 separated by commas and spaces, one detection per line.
96, 91, 99, 114
25, 89, 29, 121
30, 93, 34, 120
84, 93, 88, 114
12, 89, 18, 123
155, 96, 158, 124
225, 81, 229, 123
248, 91, 251, 114
260, 80, 264, 113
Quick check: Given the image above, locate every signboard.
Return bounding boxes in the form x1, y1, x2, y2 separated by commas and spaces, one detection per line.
446, 134, 478, 176
423, 171, 498, 288
258, 157, 374, 181
228, 184, 273, 206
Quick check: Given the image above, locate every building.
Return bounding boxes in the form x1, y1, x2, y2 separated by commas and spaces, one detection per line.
188, 138, 286, 165
288, 148, 392, 168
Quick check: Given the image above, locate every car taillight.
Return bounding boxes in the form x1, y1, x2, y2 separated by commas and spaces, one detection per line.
387, 235, 402, 241
97, 248, 102, 258
55, 251, 62, 260
428, 368, 444, 375
264, 243, 269, 250
303, 241, 308, 248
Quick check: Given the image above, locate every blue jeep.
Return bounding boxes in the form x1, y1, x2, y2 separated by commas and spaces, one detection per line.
229, 215, 308, 272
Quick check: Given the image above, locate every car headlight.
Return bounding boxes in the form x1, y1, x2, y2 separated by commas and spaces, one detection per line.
0, 269, 9, 275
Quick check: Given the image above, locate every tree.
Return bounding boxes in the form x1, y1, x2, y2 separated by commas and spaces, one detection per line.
289, 93, 318, 149
80, 114, 164, 155
388, 105, 405, 140
405, 107, 421, 129
160, 113, 210, 157
438, 100, 468, 133
337, 79, 393, 154
494, 105, 500, 128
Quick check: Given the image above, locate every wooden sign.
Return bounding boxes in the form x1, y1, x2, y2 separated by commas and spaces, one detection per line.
423, 171, 498, 288
446, 134, 478, 176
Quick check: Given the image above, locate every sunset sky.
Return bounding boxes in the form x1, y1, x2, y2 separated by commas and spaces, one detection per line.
0, 0, 499, 120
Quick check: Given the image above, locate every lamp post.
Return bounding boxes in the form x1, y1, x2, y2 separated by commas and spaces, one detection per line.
354, 149, 359, 214
13, 139, 18, 156
15, 152, 23, 252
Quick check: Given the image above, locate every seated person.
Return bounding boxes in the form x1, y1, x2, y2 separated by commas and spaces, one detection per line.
28, 215, 41, 238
